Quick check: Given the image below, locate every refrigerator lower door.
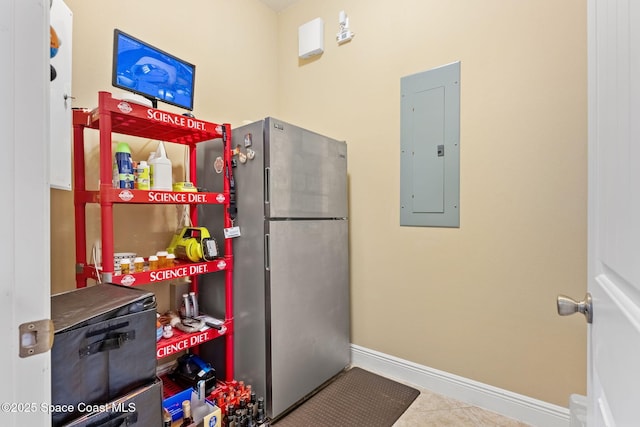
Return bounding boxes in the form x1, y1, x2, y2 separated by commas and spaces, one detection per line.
266, 219, 350, 418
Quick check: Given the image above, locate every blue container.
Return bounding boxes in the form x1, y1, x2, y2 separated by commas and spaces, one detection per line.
162, 386, 192, 421
115, 142, 134, 189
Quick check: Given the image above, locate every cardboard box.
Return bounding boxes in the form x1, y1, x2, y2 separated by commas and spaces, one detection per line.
202, 403, 221, 427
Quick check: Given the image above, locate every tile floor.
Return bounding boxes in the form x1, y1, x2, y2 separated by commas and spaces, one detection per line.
392, 385, 532, 427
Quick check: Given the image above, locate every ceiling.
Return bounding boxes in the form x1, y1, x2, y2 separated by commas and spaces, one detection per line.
260, 0, 300, 12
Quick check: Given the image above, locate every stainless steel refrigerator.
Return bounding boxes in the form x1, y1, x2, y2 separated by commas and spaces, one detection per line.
196, 117, 350, 419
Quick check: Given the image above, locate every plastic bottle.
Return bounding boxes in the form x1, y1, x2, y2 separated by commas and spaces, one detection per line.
150, 141, 172, 191
136, 160, 150, 190
113, 142, 134, 189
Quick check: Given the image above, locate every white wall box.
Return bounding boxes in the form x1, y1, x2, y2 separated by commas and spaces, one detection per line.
298, 17, 324, 59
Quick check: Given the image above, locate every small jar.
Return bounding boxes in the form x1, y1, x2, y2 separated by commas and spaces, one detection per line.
133, 257, 145, 273
148, 255, 159, 271
162, 325, 173, 339
119, 258, 131, 275
166, 253, 176, 268
156, 251, 168, 269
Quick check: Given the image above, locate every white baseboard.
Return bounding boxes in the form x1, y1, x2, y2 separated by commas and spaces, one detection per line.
350, 344, 570, 427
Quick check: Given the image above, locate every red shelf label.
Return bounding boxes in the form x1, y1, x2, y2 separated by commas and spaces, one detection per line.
145, 109, 216, 133
102, 189, 226, 204
79, 93, 228, 144
157, 328, 225, 359
109, 259, 228, 286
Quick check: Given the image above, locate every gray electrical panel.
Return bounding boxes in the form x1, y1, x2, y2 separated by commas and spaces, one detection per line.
400, 61, 460, 227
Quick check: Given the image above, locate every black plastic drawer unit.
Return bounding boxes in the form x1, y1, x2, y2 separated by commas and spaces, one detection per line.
51, 284, 157, 426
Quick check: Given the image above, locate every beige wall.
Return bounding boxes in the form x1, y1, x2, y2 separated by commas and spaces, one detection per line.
52, 0, 587, 409
275, 0, 587, 407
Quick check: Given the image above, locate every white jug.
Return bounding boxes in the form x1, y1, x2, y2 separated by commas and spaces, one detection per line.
150, 141, 172, 191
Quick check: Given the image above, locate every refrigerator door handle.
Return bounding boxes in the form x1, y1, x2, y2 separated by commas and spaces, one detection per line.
264, 167, 270, 205
264, 233, 270, 271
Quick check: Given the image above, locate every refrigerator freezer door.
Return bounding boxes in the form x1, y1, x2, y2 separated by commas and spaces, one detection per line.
265, 118, 348, 219
266, 219, 350, 417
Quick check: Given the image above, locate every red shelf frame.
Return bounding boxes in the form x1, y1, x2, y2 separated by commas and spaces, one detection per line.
73, 91, 235, 380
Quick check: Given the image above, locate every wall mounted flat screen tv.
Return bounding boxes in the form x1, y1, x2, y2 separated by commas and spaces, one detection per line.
112, 29, 195, 111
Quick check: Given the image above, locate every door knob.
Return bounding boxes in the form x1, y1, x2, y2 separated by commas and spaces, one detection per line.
557, 293, 593, 324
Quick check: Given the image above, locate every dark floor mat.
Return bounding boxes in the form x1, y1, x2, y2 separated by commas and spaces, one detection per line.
272, 367, 420, 427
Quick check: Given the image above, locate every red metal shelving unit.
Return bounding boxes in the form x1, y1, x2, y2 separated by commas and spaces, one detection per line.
73, 91, 234, 380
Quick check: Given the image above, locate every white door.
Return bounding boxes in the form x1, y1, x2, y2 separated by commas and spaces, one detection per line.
586, 0, 640, 424
0, 0, 51, 425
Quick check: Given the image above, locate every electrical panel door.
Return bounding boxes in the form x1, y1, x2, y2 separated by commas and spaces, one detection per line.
400, 61, 460, 227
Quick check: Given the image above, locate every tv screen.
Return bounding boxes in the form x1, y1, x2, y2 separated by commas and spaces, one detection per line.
112, 29, 195, 111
